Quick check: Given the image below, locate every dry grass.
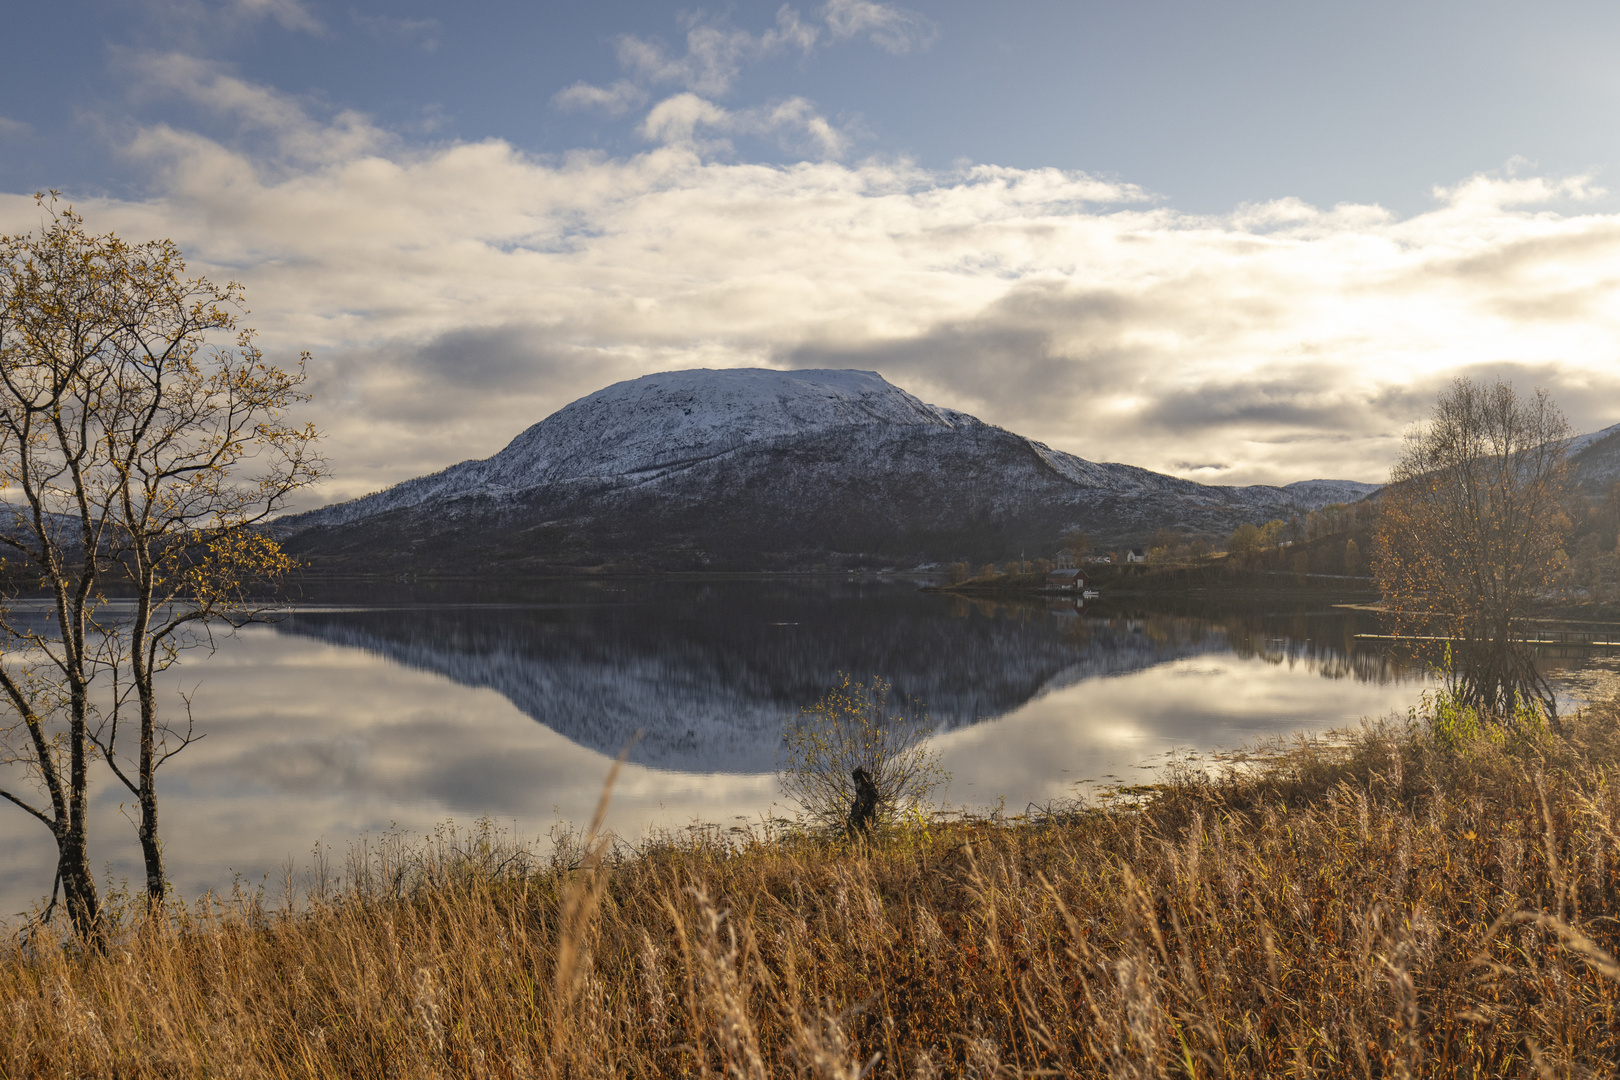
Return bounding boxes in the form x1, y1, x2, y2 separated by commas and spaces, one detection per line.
7, 702, 1620, 1079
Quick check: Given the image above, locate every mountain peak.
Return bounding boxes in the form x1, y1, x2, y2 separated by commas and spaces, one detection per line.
295, 367, 980, 528
486, 367, 976, 490
280, 367, 1386, 566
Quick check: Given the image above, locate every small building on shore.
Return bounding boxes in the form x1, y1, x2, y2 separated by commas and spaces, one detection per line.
1045, 567, 1089, 591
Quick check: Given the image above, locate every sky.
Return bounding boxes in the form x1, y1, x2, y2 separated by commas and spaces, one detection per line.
4, 0, 1620, 501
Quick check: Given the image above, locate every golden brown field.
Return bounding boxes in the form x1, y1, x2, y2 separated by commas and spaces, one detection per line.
6, 701, 1620, 1079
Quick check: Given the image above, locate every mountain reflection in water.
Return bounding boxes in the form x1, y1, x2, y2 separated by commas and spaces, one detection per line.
2, 579, 1451, 919
274, 579, 1419, 774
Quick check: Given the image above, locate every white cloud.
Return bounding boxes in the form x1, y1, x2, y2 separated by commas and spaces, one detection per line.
553, 3, 926, 156
117, 0, 325, 59
12, 79, 1620, 505
637, 93, 849, 158
123, 52, 390, 168
351, 12, 441, 52
552, 79, 648, 117
637, 93, 734, 148
228, 0, 323, 34
0, 117, 31, 138
616, 7, 819, 97
593, 3, 927, 103
762, 97, 850, 159
823, 0, 938, 54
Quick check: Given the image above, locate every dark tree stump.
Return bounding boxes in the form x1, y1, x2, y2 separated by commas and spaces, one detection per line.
848, 767, 879, 838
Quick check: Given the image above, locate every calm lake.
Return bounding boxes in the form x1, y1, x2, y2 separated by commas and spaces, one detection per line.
4, 576, 1616, 919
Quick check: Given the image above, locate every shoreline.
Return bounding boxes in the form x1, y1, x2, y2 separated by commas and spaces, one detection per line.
8, 702, 1620, 1076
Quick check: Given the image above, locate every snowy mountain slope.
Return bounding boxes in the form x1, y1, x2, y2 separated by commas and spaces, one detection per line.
1278, 479, 1382, 505
1570, 422, 1620, 494
1566, 421, 1620, 459
277, 368, 1383, 570
301, 369, 984, 528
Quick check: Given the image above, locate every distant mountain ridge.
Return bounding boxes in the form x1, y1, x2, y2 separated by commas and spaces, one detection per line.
1570, 421, 1620, 495
276, 368, 1383, 571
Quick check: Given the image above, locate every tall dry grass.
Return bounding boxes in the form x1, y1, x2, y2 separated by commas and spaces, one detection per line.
6, 700, 1620, 1079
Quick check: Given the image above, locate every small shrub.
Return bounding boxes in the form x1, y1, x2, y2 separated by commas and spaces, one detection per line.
777, 673, 948, 833
1420, 644, 1556, 749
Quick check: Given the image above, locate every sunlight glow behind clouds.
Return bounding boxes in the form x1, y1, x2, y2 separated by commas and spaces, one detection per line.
5, 62, 1620, 507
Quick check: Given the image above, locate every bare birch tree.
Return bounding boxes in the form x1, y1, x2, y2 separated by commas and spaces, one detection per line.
1371, 377, 1569, 727
0, 196, 321, 940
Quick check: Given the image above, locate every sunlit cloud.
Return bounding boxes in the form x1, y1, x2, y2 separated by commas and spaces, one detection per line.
552, 79, 648, 117
822, 0, 938, 55
555, 2, 925, 155
614, 7, 820, 97
5, 64, 1620, 506
636, 93, 849, 157
122, 52, 391, 168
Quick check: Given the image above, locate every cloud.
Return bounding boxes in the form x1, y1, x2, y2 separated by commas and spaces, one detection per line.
637, 93, 733, 147
121, 52, 390, 169
637, 93, 849, 157
125, 0, 325, 51
550, 4, 928, 158
231, 0, 323, 34
552, 79, 648, 117
0, 116, 31, 138
309, 327, 644, 481
822, 0, 938, 54
615, 7, 819, 97
351, 12, 441, 52
596, 2, 934, 97
16, 76, 1620, 503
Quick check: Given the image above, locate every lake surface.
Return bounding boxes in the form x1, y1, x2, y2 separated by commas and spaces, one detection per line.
3, 577, 1615, 919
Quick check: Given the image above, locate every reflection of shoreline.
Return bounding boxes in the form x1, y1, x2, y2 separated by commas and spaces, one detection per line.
930, 650, 1443, 814
272, 584, 1417, 773
277, 614, 1224, 772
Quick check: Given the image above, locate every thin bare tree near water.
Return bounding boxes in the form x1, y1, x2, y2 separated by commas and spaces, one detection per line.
1372, 377, 1570, 727
0, 196, 322, 943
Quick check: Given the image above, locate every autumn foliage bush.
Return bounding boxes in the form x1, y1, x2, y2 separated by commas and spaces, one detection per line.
6, 699, 1620, 1078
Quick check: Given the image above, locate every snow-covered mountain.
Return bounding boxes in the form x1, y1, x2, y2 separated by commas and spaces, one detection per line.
277, 368, 1381, 570
306, 369, 984, 526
